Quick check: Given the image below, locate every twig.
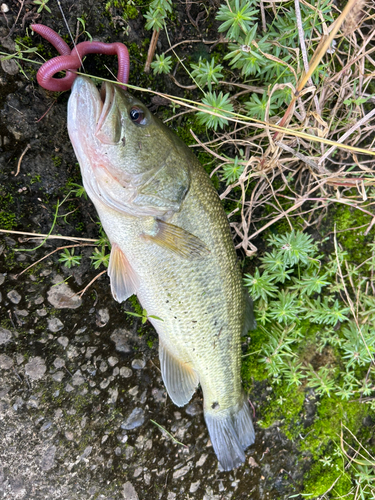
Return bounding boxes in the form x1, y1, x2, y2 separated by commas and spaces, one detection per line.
0, 228, 97, 242
144, 29, 160, 73
15, 143, 31, 176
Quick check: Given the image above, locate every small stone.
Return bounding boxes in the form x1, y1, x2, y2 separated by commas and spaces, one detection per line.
173, 464, 190, 479
113, 367, 120, 377
121, 408, 145, 430
96, 308, 109, 327
133, 467, 142, 478
36, 308, 47, 317
190, 481, 200, 493
72, 370, 85, 386
0, 354, 13, 369
14, 308, 28, 317
248, 456, 259, 468
122, 481, 139, 500
108, 356, 118, 367
131, 358, 146, 370
99, 361, 108, 372
48, 317, 64, 332
85, 346, 97, 359
65, 383, 74, 392
128, 386, 138, 396
167, 493, 177, 500
0, 327, 12, 345
27, 396, 39, 408
1, 5, 9, 15
196, 454, 208, 467
40, 445, 56, 471
65, 431, 74, 440
34, 296, 44, 305
57, 336, 69, 348
47, 280, 82, 309
25, 356, 46, 380
7, 290, 21, 304
120, 367, 132, 378
186, 402, 202, 416
108, 387, 118, 404
100, 379, 110, 389
53, 357, 65, 369
152, 388, 167, 403
52, 371, 65, 382
110, 329, 132, 353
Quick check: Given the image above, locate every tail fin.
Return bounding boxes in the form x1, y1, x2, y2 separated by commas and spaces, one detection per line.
204, 395, 255, 471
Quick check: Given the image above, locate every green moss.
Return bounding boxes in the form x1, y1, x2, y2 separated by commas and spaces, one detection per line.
303, 460, 354, 499
0, 192, 16, 230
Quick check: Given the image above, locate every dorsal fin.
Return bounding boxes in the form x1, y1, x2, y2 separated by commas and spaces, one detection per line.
108, 243, 139, 302
159, 340, 199, 407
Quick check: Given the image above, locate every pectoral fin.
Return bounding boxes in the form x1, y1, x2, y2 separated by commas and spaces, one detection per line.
243, 291, 257, 335
159, 341, 199, 407
108, 243, 139, 302
142, 220, 210, 259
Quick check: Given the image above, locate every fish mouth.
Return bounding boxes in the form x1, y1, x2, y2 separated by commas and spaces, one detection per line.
94, 81, 122, 145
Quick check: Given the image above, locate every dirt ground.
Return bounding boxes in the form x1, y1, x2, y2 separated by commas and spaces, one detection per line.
0, 1, 309, 498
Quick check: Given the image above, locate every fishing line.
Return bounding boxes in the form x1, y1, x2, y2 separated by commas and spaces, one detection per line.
55, 0, 86, 72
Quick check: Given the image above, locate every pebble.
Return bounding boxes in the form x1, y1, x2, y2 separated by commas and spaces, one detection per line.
99, 361, 108, 373
173, 464, 190, 479
0, 354, 13, 369
7, 290, 21, 304
107, 387, 118, 404
57, 336, 69, 348
120, 367, 132, 378
121, 408, 145, 430
128, 386, 138, 396
25, 356, 46, 380
52, 371, 65, 382
108, 356, 118, 367
36, 308, 47, 317
196, 454, 208, 467
85, 346, 97, 359
14, 308, 28, 317
47, 279, 82, 309
186, 402, 202, 416
122, 481, 139, 500
190, 481, 200, 493
0, 327, 12, 345
110, 329, 132, 353
72, 370, 85, 386
96, 308, 109, 327
48, 317, 64, 332
131, 359, 146, 370
53, 357, 65, 369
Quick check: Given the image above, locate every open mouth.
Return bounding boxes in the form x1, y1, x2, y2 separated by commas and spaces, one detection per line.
95, 82, 121, 145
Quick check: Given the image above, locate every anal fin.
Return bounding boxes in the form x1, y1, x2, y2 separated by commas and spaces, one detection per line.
108, 243, 139, 303
159, 341, 199, 407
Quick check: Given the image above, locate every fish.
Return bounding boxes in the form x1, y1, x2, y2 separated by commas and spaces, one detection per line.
67, 75, 256, 471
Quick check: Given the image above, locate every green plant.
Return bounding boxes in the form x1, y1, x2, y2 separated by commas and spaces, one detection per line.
196, 91, 234, 130
33, 0, 51, 13
150, 53, 173, 74
144, 0, 172, 31
190, 57, 224, 91
58, 248, 82, 268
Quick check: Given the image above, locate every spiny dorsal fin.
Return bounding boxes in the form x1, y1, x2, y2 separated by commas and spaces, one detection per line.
142, 220, 210, 259
159, 340, 199, 407
108, 243, 139, 302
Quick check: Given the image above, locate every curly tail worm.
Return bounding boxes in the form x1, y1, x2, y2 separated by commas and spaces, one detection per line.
31, 24, 130, 92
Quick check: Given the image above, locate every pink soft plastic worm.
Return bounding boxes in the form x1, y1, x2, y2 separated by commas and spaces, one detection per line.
31, 24, 130, 92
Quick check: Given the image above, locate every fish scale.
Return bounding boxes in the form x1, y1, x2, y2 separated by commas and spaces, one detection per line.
68, 75, 256, 470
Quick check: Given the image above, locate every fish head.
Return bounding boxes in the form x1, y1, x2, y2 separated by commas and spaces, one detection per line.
68, 76, 190, 217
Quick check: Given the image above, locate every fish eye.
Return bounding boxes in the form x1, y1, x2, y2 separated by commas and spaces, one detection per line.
129, 106, 147, 126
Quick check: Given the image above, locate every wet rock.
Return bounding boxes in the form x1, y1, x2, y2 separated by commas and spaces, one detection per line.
0, 354, 13, 369
7, 289, 21, 304
121, 408, 145, 430
47, 280, 82, 309
25, 356, 46, 380
122, 481, 139, 500
131, 358, 146, 370
40, 445, 56, 471
47, 317, 64, 332
110, 329, 132, 353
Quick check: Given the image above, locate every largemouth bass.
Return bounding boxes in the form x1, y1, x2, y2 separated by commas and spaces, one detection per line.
68, 76, 256, 470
